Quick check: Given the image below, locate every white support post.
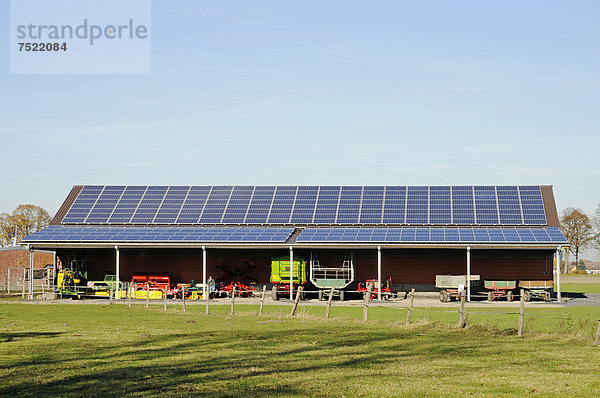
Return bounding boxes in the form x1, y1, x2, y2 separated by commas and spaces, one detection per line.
556, 246, 561, 302
115, 246, 120, 299
466, 246, 471, 302
289, 245, 294, 300
377, 246, 382, 300
29, 246, 34, 299
202, 246, 207, 300
52, 251, 56, 290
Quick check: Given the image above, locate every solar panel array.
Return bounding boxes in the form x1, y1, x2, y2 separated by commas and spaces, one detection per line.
297, 227, 566, 244
24, 226, 295, 243
61, 185, 548, 226
23, 225, 566, 244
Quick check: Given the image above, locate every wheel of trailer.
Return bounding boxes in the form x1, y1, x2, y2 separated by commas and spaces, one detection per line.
543, 292, 551, 302
523, 290, 530, 302
487, 291, 493, 302
439, 290, 448, 303
339, 290, 345, 301
318, 290, 323, 301
271, 286, 279, 301
506, 291, 514, 302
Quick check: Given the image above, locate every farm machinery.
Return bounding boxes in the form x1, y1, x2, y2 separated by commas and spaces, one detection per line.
131, 273, 171, 299
519, 280, 553, 301
174, 280, 206, 300
310, 252, 355, 301
357, 278, 393, 300
87, 274, 123, 297
484, 280, 517, 302
270, 256, 306, 300
220, 281, 255, 298
56, 260, 88, 299
436, 274, 481, 302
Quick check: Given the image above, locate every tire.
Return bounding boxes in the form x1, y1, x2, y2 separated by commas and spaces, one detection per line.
339, 290, 345, 302
506, 291, 514, 302
439, 290, 448, 303
318, 290, 323, 301
523, 290, 530, 302
488, 291, 493, 302
271, 286, 279, 301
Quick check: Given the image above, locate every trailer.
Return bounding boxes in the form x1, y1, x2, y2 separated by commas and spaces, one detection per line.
310, 252, 355, 301
270, 256, 306, 300
519, 280, 553, 302
484, 280, 516, 302
436, 274, 481, 302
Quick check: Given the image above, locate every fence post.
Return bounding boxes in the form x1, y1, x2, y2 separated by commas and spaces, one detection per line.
458, 290, 466, 328
146, 283, 150, 309
205, 285, 210, 316
41, 280, 45, 302
230, 286, 236, 315
363, 283, 373, 322
290, 286, 304, 316
7, 268, 10, 294
518, 289, 525, 337
164, 287, 168, 311
259, 285, 266, 316
127, 283, 132, 307
109, 285, 114, 304
594, 320, 600, 345
406, 288, 415, 325
22, 270, 26, 299
182, 287, 186, 312
325, 287, 335, 319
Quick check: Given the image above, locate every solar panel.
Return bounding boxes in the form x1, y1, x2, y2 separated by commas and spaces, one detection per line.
296, 227, 567, 244
60, 185, 550, 227
23, 225, 295, 243
290, 186, 318, 224
336, 186, 362, 224
313, 186, 340, 224
452, 186, 475, 224
519, 186, 547, 224
474, 186, 498, 224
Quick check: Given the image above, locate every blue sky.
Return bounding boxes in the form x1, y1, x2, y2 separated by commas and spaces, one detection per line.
1, 1, 599, 219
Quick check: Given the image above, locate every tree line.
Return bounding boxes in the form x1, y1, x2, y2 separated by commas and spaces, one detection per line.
560, 205, 600, 272
0, 205, 51, 246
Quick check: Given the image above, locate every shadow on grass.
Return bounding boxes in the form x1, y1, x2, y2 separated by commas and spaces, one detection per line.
0, 331, 63, 342
0, 308, 583, 397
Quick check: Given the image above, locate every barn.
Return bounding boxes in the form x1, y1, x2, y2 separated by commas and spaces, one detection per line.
22, 185, 567, 300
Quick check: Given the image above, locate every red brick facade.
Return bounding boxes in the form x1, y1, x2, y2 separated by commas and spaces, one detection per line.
0, 248, 55, 285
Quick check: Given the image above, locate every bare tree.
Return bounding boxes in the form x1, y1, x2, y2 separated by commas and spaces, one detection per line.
593, 204, 600, 250
560, 208, 594, 271
0, 204, 51, 246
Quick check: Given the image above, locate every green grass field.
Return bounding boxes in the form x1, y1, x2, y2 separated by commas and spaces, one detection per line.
2, 303, 600, 397
561, 283, 600, 294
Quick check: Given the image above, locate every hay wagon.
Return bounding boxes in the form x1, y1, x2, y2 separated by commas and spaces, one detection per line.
484, 280, 517, 302
436, 275, 481, 302
519, 280, 553, 302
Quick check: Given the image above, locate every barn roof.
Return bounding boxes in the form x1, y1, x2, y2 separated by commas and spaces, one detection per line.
23, 185, 567, 248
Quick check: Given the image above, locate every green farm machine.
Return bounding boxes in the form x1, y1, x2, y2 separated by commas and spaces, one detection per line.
270, 256, 306, 300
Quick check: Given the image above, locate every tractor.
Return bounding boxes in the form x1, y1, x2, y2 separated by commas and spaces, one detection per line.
56, 260, 88, 299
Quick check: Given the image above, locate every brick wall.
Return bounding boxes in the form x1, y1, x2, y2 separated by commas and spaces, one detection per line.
0, 248, 55, 286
